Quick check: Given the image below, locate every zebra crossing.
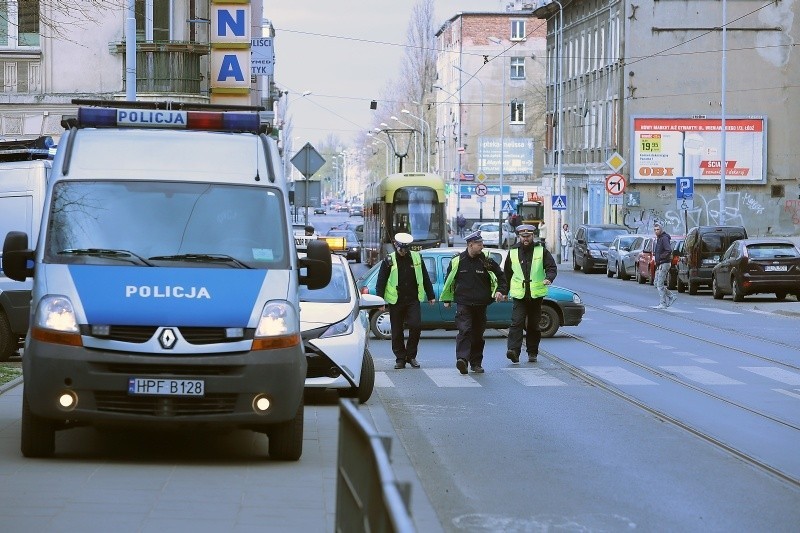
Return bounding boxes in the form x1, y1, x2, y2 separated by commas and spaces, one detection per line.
604, 304, 793, 315
374, 364, 800, 398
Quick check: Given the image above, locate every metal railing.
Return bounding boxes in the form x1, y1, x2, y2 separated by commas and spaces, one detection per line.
336, 399, 415, 532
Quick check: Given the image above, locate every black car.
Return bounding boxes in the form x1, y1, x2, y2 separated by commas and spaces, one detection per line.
313, 207, 326, 215
677, 225, 748, 294
572, 224, 629, 273
711, 239, 800, 301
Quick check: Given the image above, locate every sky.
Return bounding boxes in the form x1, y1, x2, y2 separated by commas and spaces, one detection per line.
265, 0, 506, 151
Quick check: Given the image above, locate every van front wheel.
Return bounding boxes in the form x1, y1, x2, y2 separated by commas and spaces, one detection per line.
21, 392, 55, 458
267, 397, 304, 461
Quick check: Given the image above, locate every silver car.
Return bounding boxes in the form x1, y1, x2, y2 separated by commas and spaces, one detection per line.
607, 235, 643, 280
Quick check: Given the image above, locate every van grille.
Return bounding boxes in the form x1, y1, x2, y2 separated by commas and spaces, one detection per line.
82, 325, 253, 345
94, 392, 237, 416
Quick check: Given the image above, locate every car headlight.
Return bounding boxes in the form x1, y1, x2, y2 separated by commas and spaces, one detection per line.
31, 295, 82, 346
253, 300, 301, 350
572, 293, 582, 304
320, 313, 354, 338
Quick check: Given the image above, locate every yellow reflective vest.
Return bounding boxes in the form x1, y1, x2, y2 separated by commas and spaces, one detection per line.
383, 251, 426, 304
509, 246, 548, 299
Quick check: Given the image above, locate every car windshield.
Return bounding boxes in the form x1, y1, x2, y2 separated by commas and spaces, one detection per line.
587, 228, 628, 243
45, 181, 288, 268
746, 243, 800, 259
616, 236, 639, 249
299, 262, 350, 303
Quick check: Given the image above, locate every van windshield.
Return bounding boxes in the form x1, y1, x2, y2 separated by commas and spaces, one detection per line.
45, 181, 288, 268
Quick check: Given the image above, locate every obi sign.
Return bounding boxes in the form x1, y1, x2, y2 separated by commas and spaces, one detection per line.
631, 116, 766, 184
210, 2, 251, 96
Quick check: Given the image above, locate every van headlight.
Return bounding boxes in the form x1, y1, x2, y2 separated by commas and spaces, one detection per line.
252, 300, 301, 350
31, 296, 82, 346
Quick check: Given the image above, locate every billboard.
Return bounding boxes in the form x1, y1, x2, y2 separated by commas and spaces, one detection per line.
631, 116, 766, 183
478, 137, 534, 175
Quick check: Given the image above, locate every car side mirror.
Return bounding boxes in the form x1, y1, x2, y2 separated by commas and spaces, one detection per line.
359, 293, 385, 310
2, 231, 35, 281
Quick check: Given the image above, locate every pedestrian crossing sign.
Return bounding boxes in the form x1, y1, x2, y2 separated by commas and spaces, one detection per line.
501, 200, 515, 213
551, 195, 567, 210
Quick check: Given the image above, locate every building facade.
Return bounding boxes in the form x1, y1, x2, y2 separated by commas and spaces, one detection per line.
534, 0, 800, 238
0, 0, 270, 141
434, 10, 547, 224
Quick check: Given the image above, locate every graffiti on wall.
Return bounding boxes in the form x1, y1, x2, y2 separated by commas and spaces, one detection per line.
785, 199, 800, 225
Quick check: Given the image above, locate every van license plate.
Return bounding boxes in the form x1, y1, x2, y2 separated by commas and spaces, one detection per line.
128, 378, 205, 396
764, 265, 787, 272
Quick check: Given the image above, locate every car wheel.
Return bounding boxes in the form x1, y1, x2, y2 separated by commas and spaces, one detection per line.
668, 271, 677, 290
369, 310, 391, 340
775, 291, 787, 301
606, 264, 614, 278
539, 305, 560, 338
0, 311, 16, 362
712, 276, 724, 299
677, 276, 686, 293
356, 348, 375, 404
636, 266, 645, 284
21, 391, 56, 458
573, 253, 581, 271
582, 255, 592, 273
620, 263, 630, 281
731, 277, 745, 302
267, 396, 304, 461
688, 280, 699, 295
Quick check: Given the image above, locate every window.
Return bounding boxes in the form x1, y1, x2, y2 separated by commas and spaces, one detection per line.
510, 57, 525, 80
510, 101, 525, 124
0, 0, 40, 48
136, 0, 171, 42
510, 19, 525, 41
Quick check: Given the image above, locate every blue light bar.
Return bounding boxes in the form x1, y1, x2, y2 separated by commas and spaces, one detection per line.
76, 107, 261, 133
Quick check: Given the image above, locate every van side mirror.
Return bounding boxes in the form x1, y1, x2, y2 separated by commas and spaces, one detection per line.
2, 231, 35, 281
299, 239, 332, 290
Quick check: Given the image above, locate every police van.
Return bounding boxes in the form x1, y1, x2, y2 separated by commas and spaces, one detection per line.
1, 100, 331, 459
0, 137, 53, 361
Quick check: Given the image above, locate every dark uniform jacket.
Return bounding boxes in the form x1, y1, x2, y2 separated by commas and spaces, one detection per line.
376, 251, 435, 304
503, 242, 558, 300
444, 251, 508, 306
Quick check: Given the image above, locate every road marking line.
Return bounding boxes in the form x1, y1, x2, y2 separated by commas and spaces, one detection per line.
503, 368, 567, 386
774, 388, 800, 400
424, 368, 482, 387
655, 345, 675, 350
606, 305, 645, 313
696, 307, 741, 315
581, 366, 657, 385
374, 372, 394, 388
639, 339, 659, 344
741, 367, 800, 385
663, 308, 692, 313
660, 366, 744, 385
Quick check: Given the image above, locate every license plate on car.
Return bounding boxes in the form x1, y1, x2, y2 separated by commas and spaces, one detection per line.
764, 265, 788, 272
128, 378, 205, 396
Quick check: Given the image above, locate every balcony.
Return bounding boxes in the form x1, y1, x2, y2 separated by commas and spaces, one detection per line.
111, 41, 209, 97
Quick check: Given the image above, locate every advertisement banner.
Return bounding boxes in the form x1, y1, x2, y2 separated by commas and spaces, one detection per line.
631, 116, 766, 183
478, 137, 534, 175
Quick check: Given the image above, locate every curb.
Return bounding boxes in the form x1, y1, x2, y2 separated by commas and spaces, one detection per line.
0, 375, 23, 395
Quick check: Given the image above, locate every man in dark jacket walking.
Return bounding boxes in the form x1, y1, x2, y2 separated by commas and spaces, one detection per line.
376, 233, 436, 369
440, 230, 508, 374
503, 225, 557, 363
652, 222, 676, 309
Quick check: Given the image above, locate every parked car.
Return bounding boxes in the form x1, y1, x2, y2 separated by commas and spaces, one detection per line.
475, 222, 516, 249
313, 206, 326, 215
572, 224, 629, 273
357, 247, 585, 340
325, 229, 362, 262
711, 239, 800, 302
349, 204, 363, 217
606, 234, 640, 280
299, 253, 384, 403
635, 237, 656, 285
668, 237, 685, 290
677, 225, 748, 294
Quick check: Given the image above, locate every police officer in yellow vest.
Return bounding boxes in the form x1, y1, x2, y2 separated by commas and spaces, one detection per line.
376, 233, 436, 369
441, 230, 508, 374
503, 224, 557, 363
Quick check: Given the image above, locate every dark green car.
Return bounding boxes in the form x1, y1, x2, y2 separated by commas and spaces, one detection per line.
356, 247, 585, 340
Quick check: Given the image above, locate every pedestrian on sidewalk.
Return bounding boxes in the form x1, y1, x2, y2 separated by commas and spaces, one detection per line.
440, 230, 507, 374
652, 222, 677, 309
561, 223, 572, 262
376, 233, 436, 369
456, 210, 466, 237
504, 225, 557, 364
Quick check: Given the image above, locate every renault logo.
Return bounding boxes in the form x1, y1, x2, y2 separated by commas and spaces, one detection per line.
159, 328, 177, 349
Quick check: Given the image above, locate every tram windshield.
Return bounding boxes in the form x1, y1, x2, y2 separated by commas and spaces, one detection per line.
392, 186, 443, 241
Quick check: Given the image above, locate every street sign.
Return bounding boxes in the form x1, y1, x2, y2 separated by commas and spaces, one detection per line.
290, 143, 325, 179
605, 173, 626, 195
678, 198, 694, 210
608, 195, 623, 206
551, 195, 567, 210
501, 200, 515, 213
606, 152, 626, 172
475, 183, 488, 197
477, 172, 487, 183
477, 196, 486, 204
676, 176, 694, 210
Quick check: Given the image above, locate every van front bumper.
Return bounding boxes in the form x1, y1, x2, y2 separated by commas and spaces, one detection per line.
22, 339, 306, 430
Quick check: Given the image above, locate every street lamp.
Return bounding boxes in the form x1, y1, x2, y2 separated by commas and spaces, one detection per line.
401, 108, 431, 172
488, 36, 507, 249
391, 115, 419, 171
